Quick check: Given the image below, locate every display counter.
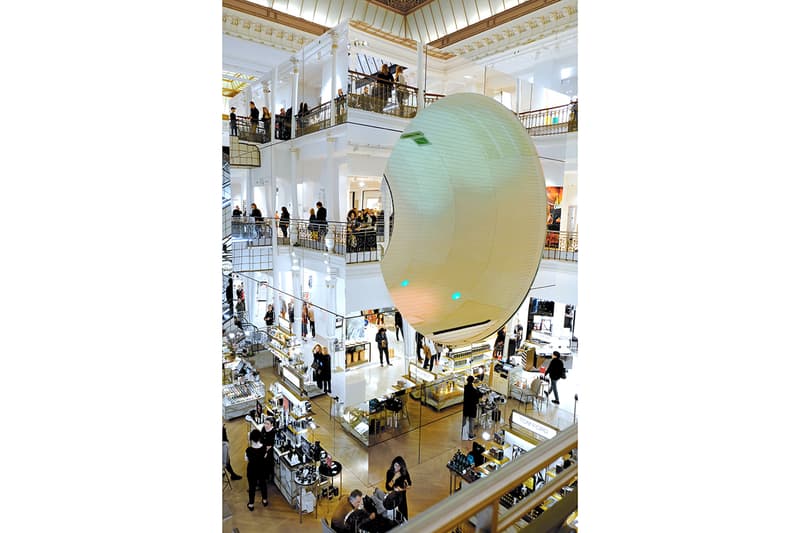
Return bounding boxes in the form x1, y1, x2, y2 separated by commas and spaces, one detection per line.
222, 380, 265, 420
345, 341, 371, 369
444, 421, 576, 531
338, 381, 416, 446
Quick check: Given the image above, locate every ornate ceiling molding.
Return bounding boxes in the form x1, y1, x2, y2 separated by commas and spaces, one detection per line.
428, 0, 561, 49
441, 1, 577, 63
223, 8, 318, 53
349, 20, 455, 60
365, 0, 436, 16
223, 0, 328, 36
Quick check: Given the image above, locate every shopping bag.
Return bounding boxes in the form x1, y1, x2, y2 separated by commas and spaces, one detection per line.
461, 419, 471, 441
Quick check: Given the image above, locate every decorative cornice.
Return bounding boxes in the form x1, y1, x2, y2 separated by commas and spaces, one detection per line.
443, 2, 577, 63
428, 0, 561, 49
223, 8, 317, 53
222, 0, 328, 36
349, 20, 455, 60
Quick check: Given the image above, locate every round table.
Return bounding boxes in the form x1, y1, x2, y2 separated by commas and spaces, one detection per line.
318, 460, 343, 500
293, 471, 319, 523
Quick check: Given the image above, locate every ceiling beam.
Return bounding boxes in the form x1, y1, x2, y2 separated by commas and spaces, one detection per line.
222, 0, 329, 36
428, 0, 560, 48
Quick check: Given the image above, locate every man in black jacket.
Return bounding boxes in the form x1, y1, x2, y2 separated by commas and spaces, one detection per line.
315, 201, 328, 240
462, 376, 481, 440
376, 327, 391, 366
249, 101, 259, 133
250, 203, 264, 238
229, 107, 238, 136
545, 351, 565, 404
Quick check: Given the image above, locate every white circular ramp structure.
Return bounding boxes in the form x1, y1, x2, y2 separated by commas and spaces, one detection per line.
381, 93, 547, 345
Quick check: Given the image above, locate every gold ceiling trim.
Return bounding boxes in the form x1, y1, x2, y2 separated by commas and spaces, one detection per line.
364, 0, 437, 16
223, 9, 315, 53
222, 0, 328, 36
428, 0, 561, 49
350, 20, 455, 60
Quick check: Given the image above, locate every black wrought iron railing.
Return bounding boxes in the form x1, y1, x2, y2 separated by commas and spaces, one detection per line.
347, 70, 420, 119
276, 218, 382, 264
543, 230, 578, 262
517, 101, 578, 136
295, 101, 332, 137
231, 217, 273, 243
225, 115, 271, 143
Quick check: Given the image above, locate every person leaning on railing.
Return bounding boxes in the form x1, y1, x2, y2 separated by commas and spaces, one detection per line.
278, 206, 290, 239
261, 106, 271, 141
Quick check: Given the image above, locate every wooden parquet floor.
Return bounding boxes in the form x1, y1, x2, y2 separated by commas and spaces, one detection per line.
222, 361, 575, 532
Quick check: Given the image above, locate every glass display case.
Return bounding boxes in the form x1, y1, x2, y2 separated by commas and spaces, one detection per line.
222, 380, 265, 420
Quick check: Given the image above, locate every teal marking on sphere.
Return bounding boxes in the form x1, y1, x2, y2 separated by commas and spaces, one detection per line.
401, 279, 409, 287
452, 292, 461, 300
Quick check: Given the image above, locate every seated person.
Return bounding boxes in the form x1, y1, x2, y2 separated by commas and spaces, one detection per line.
331, 489, 395, 533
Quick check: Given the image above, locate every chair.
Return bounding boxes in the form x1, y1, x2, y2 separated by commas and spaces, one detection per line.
223, 468, 232, 491
320, 517, 336, 533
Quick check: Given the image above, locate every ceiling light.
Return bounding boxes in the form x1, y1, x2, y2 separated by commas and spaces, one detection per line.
359, 181, 365, 188
463, 75, 473, 79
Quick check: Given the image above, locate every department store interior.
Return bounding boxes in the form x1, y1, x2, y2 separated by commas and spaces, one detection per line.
221, 1, 579, 532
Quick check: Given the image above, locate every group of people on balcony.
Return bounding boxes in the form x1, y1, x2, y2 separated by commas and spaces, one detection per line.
351, 64, 411, 117
232, 203, 268, 239
229, 102, 272, 142
346, 208, 383, 253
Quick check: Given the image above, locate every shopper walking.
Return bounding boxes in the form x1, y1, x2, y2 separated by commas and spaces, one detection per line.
229, 106, 238, 136
394, 66, 406, 115
376, 326, 391, 366
249, 101, 259, 133
493, 327, 506, 359
312, 344, 323, 390
250, 202, 264, 238
320, 346, 332, 393
415, 331, 424, 363
244, 429, 269, 511
394, 310, 404, 341
222, 425, 242, 480
225, 277, 234, 316
287, 300, 295, 333
462, 376, 481, 440
301, 302, 309, 340
279, 206, 290, 239
263, 303, 274, 327
545, 351, 565, 405
376, 64, 393, 111
307, 304, 315, 338
422, 343, 433, 371
385, 456, 412, 521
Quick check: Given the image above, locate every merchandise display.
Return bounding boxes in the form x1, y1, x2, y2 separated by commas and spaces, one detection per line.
338, 384, 414, 446
344, 340, 371, 368
222, 380, 265, 420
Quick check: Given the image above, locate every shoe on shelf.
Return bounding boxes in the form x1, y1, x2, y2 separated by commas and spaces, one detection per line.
230, 473, 242, 480
247, 504, 254, 512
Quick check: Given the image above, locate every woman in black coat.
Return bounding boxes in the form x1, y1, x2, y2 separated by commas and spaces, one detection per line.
320, 346, 332, 393
385, 455, 412, 520
279, 206, 290, 238
462, 376, 481, 440
244, 429, 269, 511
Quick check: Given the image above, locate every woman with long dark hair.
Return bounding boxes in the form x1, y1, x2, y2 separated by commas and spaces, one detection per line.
244, 429, 269, 511
385, 455, 412, 520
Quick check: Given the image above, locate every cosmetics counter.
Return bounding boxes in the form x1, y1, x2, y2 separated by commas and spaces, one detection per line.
338, 378, 416, 447
268, 325, 325, 398
445, 411, 576, 531
405, 343, 491, 411
221, 357, 264, 420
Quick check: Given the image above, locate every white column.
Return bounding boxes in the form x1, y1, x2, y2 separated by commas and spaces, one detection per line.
515, 78, 522, 115
330, 31, 338, 126
292, 269, 303, 338
416, 41, 424, 108
325, 136, 336, 218
289, 146, 299, 219
246, 276, 257, 326
291, 57, 299, 139
271, 68, 279, 118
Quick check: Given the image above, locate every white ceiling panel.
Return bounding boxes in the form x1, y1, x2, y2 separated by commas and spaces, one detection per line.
489, 0, 504, 14
300, 0, 316, 21
423, 5, 441, 39
391, 12, 404, 37
407, 12, 422, 42
440, 1, 458, 35
353, 0, 367, 21
477, 0, 493, 19
463, 0, 480, 25
420, 7, 435, 41
286, 0, 301, 16
364, 2, 377, 26
452, 0, 468, 28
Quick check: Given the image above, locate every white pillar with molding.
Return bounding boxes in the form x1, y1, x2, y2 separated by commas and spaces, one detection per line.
330, 31, 338, 126
416, 41, 424, 110
291, 58, 299, 139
